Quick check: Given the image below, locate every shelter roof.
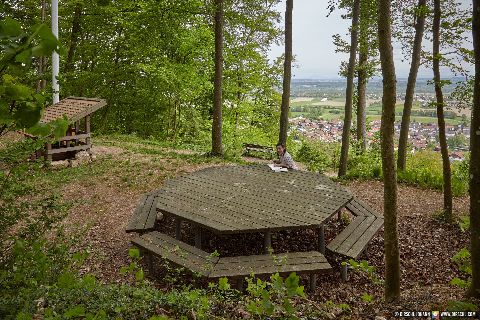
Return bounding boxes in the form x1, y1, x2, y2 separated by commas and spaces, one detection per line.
40, 97, 107, 124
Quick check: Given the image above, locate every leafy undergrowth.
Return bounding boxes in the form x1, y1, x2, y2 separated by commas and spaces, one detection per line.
1, 134, 477, 319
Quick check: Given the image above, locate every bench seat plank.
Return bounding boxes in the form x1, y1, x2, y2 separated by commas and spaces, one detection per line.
346, 198, 382, 218
327, 216, 367, 251
126, 193, 158, 233
132, 231, 218, 276
343, 218, 384, 259
210, 251, 331, 279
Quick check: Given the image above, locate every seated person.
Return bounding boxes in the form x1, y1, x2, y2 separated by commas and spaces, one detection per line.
273, 143, 298, 170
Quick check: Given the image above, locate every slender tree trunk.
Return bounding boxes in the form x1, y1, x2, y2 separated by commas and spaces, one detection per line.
211, 0, 224, 156
278, 0, 293, 146
36, 0, 47, 92
357, 51, 367, 152
65, 3, 82, 72
378, 0, 400, 303
338, 0, 360, 177
468, 0, 480, 299
433, 0, 453, 220
397, 0, 427, 170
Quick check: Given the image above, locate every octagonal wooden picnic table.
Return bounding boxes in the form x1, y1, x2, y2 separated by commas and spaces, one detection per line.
155, 165, 354, 253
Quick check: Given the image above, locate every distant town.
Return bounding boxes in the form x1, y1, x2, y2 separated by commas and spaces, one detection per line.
289, 78, 472, 162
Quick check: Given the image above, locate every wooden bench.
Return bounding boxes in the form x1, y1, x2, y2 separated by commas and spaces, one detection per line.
328, 198, 384, 281
211, 251, 332, 291
132, 231, 219, 276
242, 143, 275, 158
132, 231, 332, 291
125, 191, 161, 233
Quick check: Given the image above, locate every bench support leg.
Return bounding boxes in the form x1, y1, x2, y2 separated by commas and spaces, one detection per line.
236, 278, 244, 291
147, 252, 154, 276
195, 226, 202, 249
337, 211, 341, 221
309, 274, 317, 292
341, 262, 348, 282
318, 225, 325, 254
264, 230, 272, 254
175, 219, 181, 240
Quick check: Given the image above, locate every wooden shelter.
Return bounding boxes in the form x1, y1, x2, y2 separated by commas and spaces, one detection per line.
40, 97, 107, 161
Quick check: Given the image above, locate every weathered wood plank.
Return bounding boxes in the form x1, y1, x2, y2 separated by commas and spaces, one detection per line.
210, 251, 332, 278
326, 216, 366, 251
335, 216, 376, 253
347, 198, 383, 218
344, 218, 384, 258
126, 194, 149, 232
132, 231, 218, 276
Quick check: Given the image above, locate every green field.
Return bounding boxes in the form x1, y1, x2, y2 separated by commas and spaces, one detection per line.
290, 98, 466, 125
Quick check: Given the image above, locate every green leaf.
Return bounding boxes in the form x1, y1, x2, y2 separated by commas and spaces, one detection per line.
27, 123, 51, 137
218, 277, 230, 290
0, 18, 23, 37
57, 272, 76, 289
450, 277, 469, 288
129, 248, 140, 259
135, 268, 144, 282
64, 305, 85, 318
361, 293, 374, 303
13, 103, 42, 129
15, 49, 32, 64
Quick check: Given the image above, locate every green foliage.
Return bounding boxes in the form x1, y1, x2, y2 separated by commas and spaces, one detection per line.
458, 215, 470, 232
450, 248, 472, 289
296, 139, 340, 173
346, 259, 383, 286
398, 151, 469, 196
245, 272, 305, 318
0, 18, 68, 137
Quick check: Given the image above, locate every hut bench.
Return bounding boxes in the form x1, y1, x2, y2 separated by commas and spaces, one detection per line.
242, 143, 275, 158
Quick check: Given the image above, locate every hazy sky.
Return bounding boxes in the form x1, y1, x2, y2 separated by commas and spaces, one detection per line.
268, 0, 473, 79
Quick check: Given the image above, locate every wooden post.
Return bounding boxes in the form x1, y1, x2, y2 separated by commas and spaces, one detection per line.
46, 143, 52, 162
195, 226, 202, 249
341, 262, 348, 281
264, 230, 272, 254
318, 225, 325, 254
309, 274, 317, 292
237, 278, 244, 291
148, 252, 154, 276
85, 115, 91, 155
337, 210, 341, 221
175, 218, 181, 240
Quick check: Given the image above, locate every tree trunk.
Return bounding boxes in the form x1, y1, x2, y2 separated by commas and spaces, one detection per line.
433, 0, 453, 220
65, 3, 82, 73
278, 0, 293, 146
378, 0, 401, 303
211, 0, 224, 156
397, 0, 427, 170
36, 0, 47, 92
357, 51, 367, 152
338, 0, 360, 177
468, 0, 480, 299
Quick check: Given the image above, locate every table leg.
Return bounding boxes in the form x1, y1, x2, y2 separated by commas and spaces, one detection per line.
318, 225, 325, 254
175, 219, 181, 240
195, 226, 202, 249
309, 274, 317, 291
264, 230, 272, 254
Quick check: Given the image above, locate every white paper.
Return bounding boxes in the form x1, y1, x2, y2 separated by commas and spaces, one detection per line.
267, 164, 288, 172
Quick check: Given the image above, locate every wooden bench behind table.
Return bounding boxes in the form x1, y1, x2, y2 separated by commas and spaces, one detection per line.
327, 198, 384, 281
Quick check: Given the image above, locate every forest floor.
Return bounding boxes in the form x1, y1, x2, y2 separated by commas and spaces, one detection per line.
18, 135, 474, 318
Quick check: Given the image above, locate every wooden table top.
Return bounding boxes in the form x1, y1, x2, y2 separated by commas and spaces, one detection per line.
156, 165, 353, 234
